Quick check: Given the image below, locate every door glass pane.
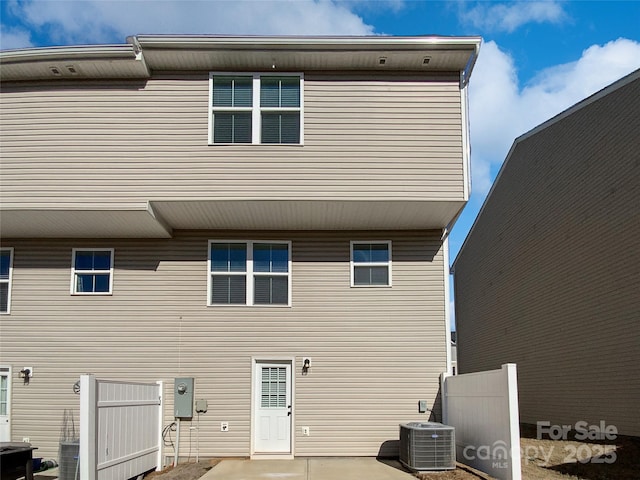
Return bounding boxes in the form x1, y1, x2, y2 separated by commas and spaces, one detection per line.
0, 375, 7, 415
261, 367, 287, 408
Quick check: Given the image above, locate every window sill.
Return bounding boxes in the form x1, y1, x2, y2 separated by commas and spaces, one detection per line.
207, 142, 304, 147
350, 284, 392, 288
71, 292, 113, 296
207, 304, 292, 308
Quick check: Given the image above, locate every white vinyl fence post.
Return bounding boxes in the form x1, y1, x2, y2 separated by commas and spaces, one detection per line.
80, 374, 97, 480
156, 381, 164, 471
503, 364, 522, 480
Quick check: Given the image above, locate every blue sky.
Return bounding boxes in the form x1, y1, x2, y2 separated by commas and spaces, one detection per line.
1, 0, 639, 324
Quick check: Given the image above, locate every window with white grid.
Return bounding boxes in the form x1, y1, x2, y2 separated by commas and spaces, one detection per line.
208, 241, 291, 306
209, 73, 302, 145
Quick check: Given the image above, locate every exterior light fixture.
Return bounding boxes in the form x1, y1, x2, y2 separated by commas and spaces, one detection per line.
302, 357, 311, 375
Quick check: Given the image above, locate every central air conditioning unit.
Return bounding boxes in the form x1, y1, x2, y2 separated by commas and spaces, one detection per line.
399, 422, 456, 471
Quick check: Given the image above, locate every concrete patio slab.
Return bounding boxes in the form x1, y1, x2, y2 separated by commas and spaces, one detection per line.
201, 458, 415, 480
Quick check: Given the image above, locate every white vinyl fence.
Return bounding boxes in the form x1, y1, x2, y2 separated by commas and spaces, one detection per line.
80, 375, 163, 480
443, 363, 521, 480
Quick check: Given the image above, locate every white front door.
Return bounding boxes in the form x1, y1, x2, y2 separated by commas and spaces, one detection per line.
254, 360, 292, 454
0, 366, 11, 441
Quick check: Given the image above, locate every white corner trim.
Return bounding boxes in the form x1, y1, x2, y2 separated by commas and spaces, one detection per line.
443, 236, 452, 376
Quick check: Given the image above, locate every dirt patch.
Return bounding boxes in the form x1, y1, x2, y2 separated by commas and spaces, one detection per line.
145, 459, 220, 480
416, 463, 493, 479
520, 433, 640, 480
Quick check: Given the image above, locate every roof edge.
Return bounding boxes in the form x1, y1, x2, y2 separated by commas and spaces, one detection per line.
0, 44, 138, 64
129, 34, 482, 50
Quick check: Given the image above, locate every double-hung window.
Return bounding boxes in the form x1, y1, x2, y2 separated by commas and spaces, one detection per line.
209, 241, 291, 306
351, 241, 392, 287
0, 248, 13, 314
210, 73, 302, 145
71, 249, 114, 295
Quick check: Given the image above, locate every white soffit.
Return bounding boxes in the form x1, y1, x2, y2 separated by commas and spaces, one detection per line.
150, 200, 464, 231
0, 208, 172, 238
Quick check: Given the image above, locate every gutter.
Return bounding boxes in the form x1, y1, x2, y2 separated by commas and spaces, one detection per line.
129, 34, 483, 52
0, 44, 139, 64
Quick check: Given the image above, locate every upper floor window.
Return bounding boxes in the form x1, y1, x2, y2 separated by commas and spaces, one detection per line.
71, 249, 113, 295
209, 73, 303, 145
0, 248, 13, 314
351, 241, 392, 287
208, 241, 291, 306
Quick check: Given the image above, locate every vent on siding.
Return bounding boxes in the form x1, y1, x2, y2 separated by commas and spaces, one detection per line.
399, 422, 455, 471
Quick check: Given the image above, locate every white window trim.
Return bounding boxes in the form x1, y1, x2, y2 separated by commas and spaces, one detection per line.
208, 240, 292, 307
350, 240, 392, 287
70, 248, 114, 295
208, 72, 304, 146
0, 248, 14, 314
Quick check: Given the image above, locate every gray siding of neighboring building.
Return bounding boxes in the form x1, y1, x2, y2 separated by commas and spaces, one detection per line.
1, 231, 446, 458
453, 72, 640, 436
0, 74, 464, 208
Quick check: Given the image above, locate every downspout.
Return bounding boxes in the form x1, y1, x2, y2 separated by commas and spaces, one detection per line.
442, 51, 477, 376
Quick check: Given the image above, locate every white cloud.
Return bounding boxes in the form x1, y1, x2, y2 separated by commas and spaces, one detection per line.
5, 0, 374, 47
461, 1, 567, 33
468, 38, 640, 197
0, 26, 34, 50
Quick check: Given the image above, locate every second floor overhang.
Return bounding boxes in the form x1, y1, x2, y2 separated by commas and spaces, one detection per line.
0, 198, 465, 238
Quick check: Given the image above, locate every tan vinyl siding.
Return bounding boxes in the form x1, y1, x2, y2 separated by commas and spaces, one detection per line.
0, 231, 446, 458
0, 74, 464, 206
454, 75, 640, 436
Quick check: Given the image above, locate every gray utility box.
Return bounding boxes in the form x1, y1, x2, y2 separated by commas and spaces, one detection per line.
174, 377, 194, 418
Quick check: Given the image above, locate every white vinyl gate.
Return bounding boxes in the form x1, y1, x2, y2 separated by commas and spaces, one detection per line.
80, 375, 163, 480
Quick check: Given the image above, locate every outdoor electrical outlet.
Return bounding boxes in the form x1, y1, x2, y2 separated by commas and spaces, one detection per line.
221, 422, 229, 432
302, 426, 310, 436
23, 437, 30, 443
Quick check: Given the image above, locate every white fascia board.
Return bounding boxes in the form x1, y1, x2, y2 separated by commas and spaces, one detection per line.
131, 34, 482, 51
